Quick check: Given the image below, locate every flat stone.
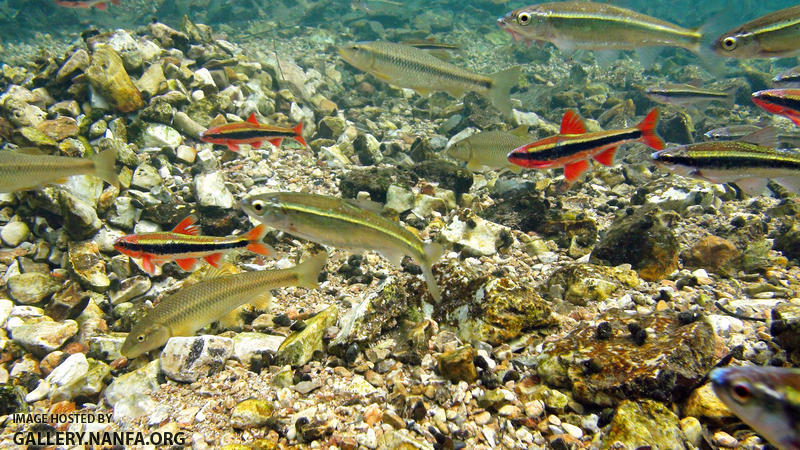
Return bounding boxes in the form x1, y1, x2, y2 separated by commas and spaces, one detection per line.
275, 305, 338, 366
131, 163, 163, 190
600, 399, 685, 449
441, 211, 511, 257
11, 319, 78, 356
7, 272, 60, 304
195, 171, 234, 210
142, 124, 182, 150
160, 335, 234, 382
231, 398, 274, 429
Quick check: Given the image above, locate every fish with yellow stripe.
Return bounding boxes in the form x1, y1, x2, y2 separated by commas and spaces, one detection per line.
507, 108, 664, 182
200, 112, 306, 152
0, 148, 118, 192
114, 215, 274, 275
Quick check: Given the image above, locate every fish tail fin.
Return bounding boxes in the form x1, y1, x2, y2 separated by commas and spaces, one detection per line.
295, 251, 328, 290
293, 123, 307, 147
244, 224, 274, 256
636, 108, 665, 150
422, 242, 444, 302
487, 65, 521, 119
90, 149, 119, 188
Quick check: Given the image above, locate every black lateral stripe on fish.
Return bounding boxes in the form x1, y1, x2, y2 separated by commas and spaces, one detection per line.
202, 129, 298, 140
512, 129, 642, 161
116, 240, 247, 255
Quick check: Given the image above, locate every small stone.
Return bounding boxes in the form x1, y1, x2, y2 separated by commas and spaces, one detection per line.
712, 431, 739, 448
59, 191, 102, 240
109, 276, 152, 305
104, 359, 160, 407
7, 272, 59, 304
176, 145, 196, 164
25, 379, 51, 403
438, 345, 477, 383
275, 305, 338, 366
561, 423, 583, 439
231, 398, 274, 429
383, 410, 405, 429
68, 242, 110, 292
57, 49, 90, 82
680, 417, 702, 448
49, 355, 109, 402
142, 124, 182, 150
36, 117, 79, 141
682, 236, 740, 274
108, 197, 140, 230
195, 171, 234, 211
136, 63, 168, 99
160, 335, 233, 382
86, 46, 144, 113
385, 185, 414, 214
294, 380, 321, 394
11, 320, 78, 356
600, 399, 684, 449
684, 383, 732, 420
232, 332, 283, 365
441, 211, 511, 256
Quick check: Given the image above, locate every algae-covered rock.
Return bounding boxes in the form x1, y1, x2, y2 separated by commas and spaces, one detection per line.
275, 305, 338, 366
591, 206, 680, 281
438, 345, 477, 383
86, 46, 144, 113
682, 236, 740, 274
7, 272, 61, 305
339, 166, 416, 203
598, 399, 685, 449
68, 241, 110, 293
104, 359, 160, 407
547, 263, 641, 305
231, 398, 274, 429
536, 312, 717, 406
774, 220, 800, 260
441, 210, 511, 257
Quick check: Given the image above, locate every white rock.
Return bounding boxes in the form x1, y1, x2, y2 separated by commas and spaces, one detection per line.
142, 124, 182, 150
105, 359, 160, 407
318, 144, 351, 167
0, 299, 13, 328
195, 171, 235, 209
196, 148, 217, 171
113, 393, 157, 422
385, 185, 414, 214
562, 423, 583, 439
441, 214, 510, 256
25, 379, 50, 403
707, 314, 744, 337
12, 320, 78, 355
412, 194, 446, 218
108, 197, 140, 230
131, 164, 162, 190
176, 145, 196, 164
47, 352, 88, 387
160, 335, 234, 382
232, 332, 284, 364
193, 68, 217, 91
1, 221, 29, 247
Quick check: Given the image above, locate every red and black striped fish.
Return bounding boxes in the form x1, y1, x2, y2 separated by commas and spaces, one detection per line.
507, 108, 664, 181
752, 89, 800, 127
55, 0, 120, 10
199, 113, 306, 152
113, 215, 273, 275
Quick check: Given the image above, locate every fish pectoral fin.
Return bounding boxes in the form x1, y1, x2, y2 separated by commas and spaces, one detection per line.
248, 290, 273, 309
175, 258, 198, 271
773, 177, 800, 195
380, 248, 407, 267
594, 50, 620, 69
741, 126, 779, 147
734, 177, 769, 196
563, 160, 590, 182
593, 147, 618, 166
414, 87, 433, 96
141, 255, 156, 275
203, 253, 223, 267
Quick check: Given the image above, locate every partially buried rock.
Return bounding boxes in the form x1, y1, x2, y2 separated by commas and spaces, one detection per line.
86, 46, 144, 113
231, 398, 274, 429
770, 303, 800, 363
339, 166, 416, 203
536, 312, 717, 406
195, 171, 235, 211
275, 305, 338, 366
59, 191, 102, 241
160, 335, 233, 383
597, 399, 685, 449
7, 272, 60, 304
104, 359, 160, 407
547, 263, 641, 305
682, 236, 741, 274
11, 319, 78, 356
441, 210, 512, 257
411, 160, 473, 196
232, 332, 283, 365
438, 345, 477, 383
68, 242, 110, 292
591, 206, 680, 281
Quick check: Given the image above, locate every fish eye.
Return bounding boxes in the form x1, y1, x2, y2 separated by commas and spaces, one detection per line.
517, 12, 531, 25
137, 334, 145, 343
252, 200, 265, 213
721, 37, 738, 51
731, 381, 751, 402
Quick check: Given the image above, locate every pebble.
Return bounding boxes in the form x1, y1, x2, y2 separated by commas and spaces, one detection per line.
230, 398, 274, 429
160, 335, 233, 382
142, 123, 182, 150
11, 319, 78, 355
1, 221, 29, 246
561, 423, 583, 439
7, 272, 60, 304
195, 171, 235, 210
712, 431, 739, 448
25, 379, 50, 402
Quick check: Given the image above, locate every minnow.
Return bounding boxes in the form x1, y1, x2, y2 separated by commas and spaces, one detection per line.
775, 66, 800, 87
645, 83, 735, 108
507, 108, 664, 182
712, 5, 800, 58
113, 215, 274, 275
651, 127, 800, 195
446, 126, 529, 172
55, 0, 120, 10
240, 192, 444, 302
752, 89, 800, 127
0, 148, 118, 192
338, 41, 520, 118
121, 252, 327, 358
710, 366, 800, 450
705, 124, 800, 149
199, 112, 306, 152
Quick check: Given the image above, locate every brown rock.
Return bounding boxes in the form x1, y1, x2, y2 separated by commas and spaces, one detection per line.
438, 345, 477, 383
682, 236, 741, 273
37, 117, 79, 141
86, 46, 144, 113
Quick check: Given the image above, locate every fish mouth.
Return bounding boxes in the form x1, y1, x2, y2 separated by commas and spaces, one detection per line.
497, 17, 521, 42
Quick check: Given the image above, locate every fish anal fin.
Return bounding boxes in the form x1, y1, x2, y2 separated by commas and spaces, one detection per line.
560, 110, 587, 134
227, 143, 240, 152
175, 258, 197, 271
247, 112, 259, 125
509, 125, 529, 138
735, 177, 769, 196
204, 253, 222, 267
251, 141, 263, 149
595, 50, 620, 69
268, 138, 282, 147
593, 147, 617, 166
172, 215, 200, 235
564, 160, 589, 182
249, 291, 272, 309
381, 248, 407, 267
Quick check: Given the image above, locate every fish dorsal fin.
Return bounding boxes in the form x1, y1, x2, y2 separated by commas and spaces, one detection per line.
344, 197, 384, 214
560, 110, 586, 135
247, 112, 260, 125
509, 125, 529, 138
201, 262, 240, 280
209, 114, 228, 128
741, 126, 779, 148
16, 147, 45, 155
172, 215, 201, 235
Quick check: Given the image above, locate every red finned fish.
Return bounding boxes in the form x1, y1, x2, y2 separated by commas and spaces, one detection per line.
55, 0, 120, 10
507, 108, 664, 181
199, 113, 306, 152
113, 215, 274, 275
752, 89, 800, 127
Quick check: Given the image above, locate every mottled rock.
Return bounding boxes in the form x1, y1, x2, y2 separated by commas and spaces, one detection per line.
2, 94, 46, 127
7, 272, 60, 305
317, 116, 346, 139
109, 276, 151, 305
131, 164, 163, 190
774, 220, 800, 261
86, 46, 144, 113
105, 29, 144, 71
275, 305, 338, 366
37, 117, 79, 141
684, 382, 732, 421
547, 264, 641, 305
108, 197, 140, 230
438, 345, 477, 383
598, 399, 685, 449
142, 124, 182, 150
591, 206, 680, 281
68, 242, 110, 292
195, 171, 234, 211
536, 312, 717, 406
385, 185, 415, 214
441, 210, 511, 257
232, 332, 283, 365
0, 221, 27, 247
11, 319, 78, 356
353, 133, 383, 166
59, 191, 102, 240
47, 354, 109, 402
231, 398, 274, 429
339, 167, 416, 203
682, 236, 741, 274
104, 359, 160, 407
160, 335, 233, 382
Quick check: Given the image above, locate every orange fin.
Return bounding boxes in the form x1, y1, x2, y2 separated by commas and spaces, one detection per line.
227, 143, 240, 152
564, 160, 589, 181
244, 224, 274, 255
247, 112, 259, 125
269, 138, 283, 147
95, 2, 107, 9
142, 255, 155, 275
251, 141, 263, 149
636, 108, 664, 150
247, 243, 274, 256
593, 147, 617, 166
560, 110, 586, 134
175, 258, 197, 271
204, 253, 222, 267
293, 123, 306, 147
246, 224, 268, 241
172, 215, 200, 236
